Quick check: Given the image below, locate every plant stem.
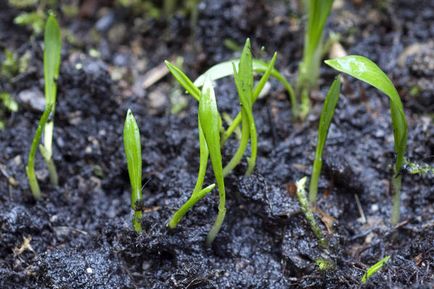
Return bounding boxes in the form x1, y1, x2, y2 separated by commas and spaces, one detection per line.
39, 144, 58, 186
391, 174, 402, 225
26, 166, 41, 200
296, 177, 327, 248
26, 104, 53, 200
168, 184, 216, 229
309, 158, 321, 204
245, 109, 257, 175
206, 204, 226, 246
133, 210, 143, 233
222, 113, 250, 177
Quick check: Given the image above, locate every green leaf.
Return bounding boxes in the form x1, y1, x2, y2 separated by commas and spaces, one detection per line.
309, 76, 341, 204
297, 0, 334, 118
361, 256, 391, 284
199, 77, 226, 245
325, 55, 408, 224
123, 109, 143, 233
43, 13, 61, 166
165, 60, 200, 101
194, 56, 296, 116
123, 109, 143, 210
305, 0, 334, 59
44, 13, 61, 105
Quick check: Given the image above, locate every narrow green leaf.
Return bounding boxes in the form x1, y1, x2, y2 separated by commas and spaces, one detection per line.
42, 13, 61, 181
297, 0, 334, 118
193, 59, 295, 104
309, 77, 341, 204
253, 52, 277, 102
123, 109, 143, 233
44, 13, 61, 105
361, 256, 391, 284
325, 55, 408, 224
305, 0, 334, 59
199, 77, 226, 245
165, 60, 200, 101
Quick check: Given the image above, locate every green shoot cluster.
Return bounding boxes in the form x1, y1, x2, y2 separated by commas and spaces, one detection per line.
325, 55, 408, 225
123, 109, 143, 233
193, 1, 335, 120
166, 39, 277, 243
26, 13, 61, 199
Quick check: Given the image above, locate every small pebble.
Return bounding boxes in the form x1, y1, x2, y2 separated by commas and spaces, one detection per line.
18, 89, 45, 112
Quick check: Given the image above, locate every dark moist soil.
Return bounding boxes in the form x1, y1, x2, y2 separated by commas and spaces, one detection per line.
1, 0, 433, 288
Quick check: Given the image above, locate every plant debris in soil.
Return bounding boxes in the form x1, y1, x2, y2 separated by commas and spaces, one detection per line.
0, 0, 433, 288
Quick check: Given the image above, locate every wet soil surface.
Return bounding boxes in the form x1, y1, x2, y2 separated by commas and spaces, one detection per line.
0, 0, 433, 288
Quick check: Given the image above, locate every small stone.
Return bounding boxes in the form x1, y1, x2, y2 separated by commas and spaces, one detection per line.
18, 88, 45, 111
86, 267, 93, 274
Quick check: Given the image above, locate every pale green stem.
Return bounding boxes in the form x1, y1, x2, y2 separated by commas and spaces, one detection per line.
168, 184, 216, 229
133, 210, 143, 233
296, 177, 327, 248
309, 158, 322, 205
222, 112, 250, 177
391, 174, 402, 225
245, 110, 257, 175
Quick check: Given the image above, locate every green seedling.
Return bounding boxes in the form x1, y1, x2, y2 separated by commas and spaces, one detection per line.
123, 109, 143, 233
296, 177, 327, 248
40, 13, 61, 187
166, 39, 276, 158
26, 14, 61, 198
222, 39, 257, 176
325, 55, 408, 225
361, 256, 391, 284
297, 0, 335, 118
199, 78, 227, 245
167, 76, 226, 244
194, 54, 296, 120
309, 77, 341, 205
26, 104, 53, 199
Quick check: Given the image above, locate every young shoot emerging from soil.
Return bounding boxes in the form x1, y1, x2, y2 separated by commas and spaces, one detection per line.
361, 255, 391, 284
296, 176, 327, 248
165, 39, 280, 242
325, 55, 408, 225
26, 13, 61, 199
309, 76, 341, 205
123, 109, 143, 233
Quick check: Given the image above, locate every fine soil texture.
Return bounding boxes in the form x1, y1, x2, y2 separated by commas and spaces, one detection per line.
0, 0, 433, 288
